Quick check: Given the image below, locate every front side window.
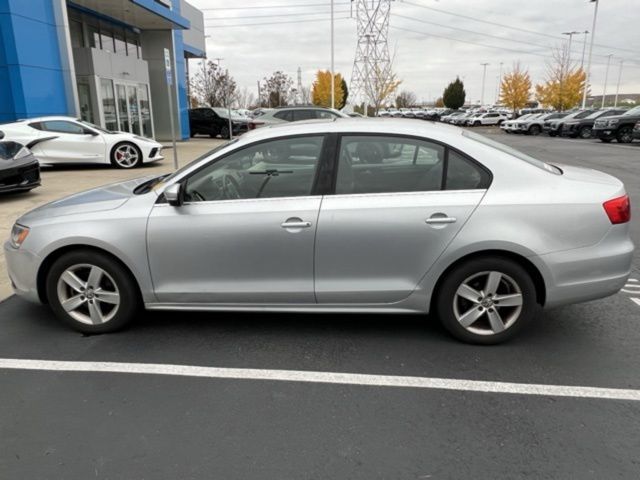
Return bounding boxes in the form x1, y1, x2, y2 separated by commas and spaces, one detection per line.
41, 121, 86, 134
274, 110, 293, 121
316, 110, 339, 119
183, 136, 324, 202
293, 110, 316, 121
336, 136, 445, 195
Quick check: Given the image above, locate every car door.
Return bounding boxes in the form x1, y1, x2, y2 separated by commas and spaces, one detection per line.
147, 134, 327, 304
36, 120, 105, 164
314, 135, 490, 304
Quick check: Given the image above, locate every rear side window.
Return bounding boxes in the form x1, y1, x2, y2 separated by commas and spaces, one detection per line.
336, 136, 445, 195
293, 110, 316, 121
274, 111, 293, 121
446, 150, 491, 190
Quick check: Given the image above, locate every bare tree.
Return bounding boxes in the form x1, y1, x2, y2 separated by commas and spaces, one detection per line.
363, 59, 402, 116
261, 71, 294, 107
191, 61, 237, 108
234, 87, 256, 109
395, 90, 417, 108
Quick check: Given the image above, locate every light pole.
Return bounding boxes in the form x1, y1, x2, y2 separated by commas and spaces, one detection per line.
580, 30, 589, 68
601, 54, 613, 108
480, 63, 489, 106
582, 0, 599, 109
330, 0, 335, 109
496, 62, 503, 104
562, 31, 580, 64
614, 59, 624, 107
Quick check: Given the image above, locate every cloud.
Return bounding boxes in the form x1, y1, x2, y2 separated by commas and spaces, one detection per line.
188, 0, 640, 105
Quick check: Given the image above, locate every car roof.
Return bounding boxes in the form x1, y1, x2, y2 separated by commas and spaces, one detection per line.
235, 118, 466, 145
8, 115, 80, 125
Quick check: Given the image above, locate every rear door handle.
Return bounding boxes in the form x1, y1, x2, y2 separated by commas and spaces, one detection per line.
425, 216, 457, 224
281, 221, 312, 229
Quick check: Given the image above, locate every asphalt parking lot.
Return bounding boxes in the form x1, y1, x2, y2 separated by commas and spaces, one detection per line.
1, 130, 639, 479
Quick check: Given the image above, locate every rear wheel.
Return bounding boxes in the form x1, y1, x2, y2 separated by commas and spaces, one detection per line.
473, 121, 481, 127
111, 142, 142, 169
46, 250, 141, 334
435, 257, 539, 344
220, 126, 230, 139
617, 126, 633, 143
579, 126, 592, 139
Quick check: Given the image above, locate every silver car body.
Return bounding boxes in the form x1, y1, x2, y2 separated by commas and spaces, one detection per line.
5, 119, 633, 314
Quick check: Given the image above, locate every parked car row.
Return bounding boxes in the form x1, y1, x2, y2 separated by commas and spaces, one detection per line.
499, 106, 640, 143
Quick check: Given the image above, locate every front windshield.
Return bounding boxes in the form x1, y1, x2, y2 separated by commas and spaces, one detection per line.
463, 130, 561, 175
623, 106, 640, 116
213, 107, 230, 117
79, 120, 112, 134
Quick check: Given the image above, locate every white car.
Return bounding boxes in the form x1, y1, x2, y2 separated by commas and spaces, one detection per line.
467, 112, 508, 127
0, 116, 163, 169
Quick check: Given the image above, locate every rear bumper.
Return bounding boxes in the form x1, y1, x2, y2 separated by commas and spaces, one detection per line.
534, 225, 634, 308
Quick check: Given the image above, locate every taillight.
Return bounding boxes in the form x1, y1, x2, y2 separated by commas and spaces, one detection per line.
603, 195, 631, 224
248, 121, 264, 130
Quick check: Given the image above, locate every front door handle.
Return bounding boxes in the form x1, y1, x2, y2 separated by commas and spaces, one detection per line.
426, 215, 457, 225
281, 220, 312, 229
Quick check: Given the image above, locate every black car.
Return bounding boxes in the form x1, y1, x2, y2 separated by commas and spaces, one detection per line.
0, 132, 40, 193
561, 109, 627, 139
543, 110, 594, 137
188, 107, 249, 139
633, 120, 640, 141
592, 106, 640, 143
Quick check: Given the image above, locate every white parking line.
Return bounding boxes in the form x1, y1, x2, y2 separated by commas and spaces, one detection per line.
1, 358, 639, 402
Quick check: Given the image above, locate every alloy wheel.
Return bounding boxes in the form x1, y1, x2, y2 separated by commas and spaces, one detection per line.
453, 271, 523, 336
56, 264, 120, 325
114, 144, 139, 168
579, 127, 592, 139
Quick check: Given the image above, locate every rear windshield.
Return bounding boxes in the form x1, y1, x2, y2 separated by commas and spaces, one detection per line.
462, 131, 562, 175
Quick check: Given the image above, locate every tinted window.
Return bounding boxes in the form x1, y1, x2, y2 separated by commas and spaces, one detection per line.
293, 110, 316, 121
274, 111, 293, 121
316, 110, 340, 119
184, 136, 324, 202
446, 150, 491, 190
41, 121, 86, 134
336, 136, 445, 195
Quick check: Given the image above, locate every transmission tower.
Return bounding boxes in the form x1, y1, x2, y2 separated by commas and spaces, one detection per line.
349, 0, 393, 104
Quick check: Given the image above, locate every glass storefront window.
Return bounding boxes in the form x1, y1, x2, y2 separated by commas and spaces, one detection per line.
77, 78, 94, 124
138, 84, 153, 138
116, 84, 130, 133
88, 24, 100, 49
70, 20, 84, 48
114, 28, 126, 55
100, 79, 118, 132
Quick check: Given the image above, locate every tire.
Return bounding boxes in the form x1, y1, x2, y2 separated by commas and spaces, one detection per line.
45, 250, 141, 334
616, 126, 633, 143
578, 126, 592, 139
548, 132, 557, 137
220, 126, 230, 139
600, 138, 612, 143
111, 142, 142, 169
435, 256, 539, 345
473, 121, 481, 127
528, 125, 541, 136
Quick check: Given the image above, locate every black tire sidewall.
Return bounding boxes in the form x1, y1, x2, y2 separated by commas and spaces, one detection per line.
435, 257, 539, 345
111, 142, 142, 169
46, 250, 140, 334
579, 126, 591, 139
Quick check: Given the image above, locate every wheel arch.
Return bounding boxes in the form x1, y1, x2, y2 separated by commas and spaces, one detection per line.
429, 249, 547, 314
36, 244, 143, 305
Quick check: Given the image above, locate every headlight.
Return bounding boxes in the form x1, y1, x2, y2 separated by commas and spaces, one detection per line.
14, 146, 32, 160
10, 224, 30, 249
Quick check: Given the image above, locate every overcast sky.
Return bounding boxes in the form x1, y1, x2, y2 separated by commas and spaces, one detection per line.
187, 0, 640, 105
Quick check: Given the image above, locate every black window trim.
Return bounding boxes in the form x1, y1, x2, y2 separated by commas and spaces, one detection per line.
329, 132, 493, 195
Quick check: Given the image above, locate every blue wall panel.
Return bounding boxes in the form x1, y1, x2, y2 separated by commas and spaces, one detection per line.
0, 0, 70, 122
171, 0, 190, 140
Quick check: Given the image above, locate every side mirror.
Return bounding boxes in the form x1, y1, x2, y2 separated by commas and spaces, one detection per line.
164, 183, 183, 207
83, 128, 99, 136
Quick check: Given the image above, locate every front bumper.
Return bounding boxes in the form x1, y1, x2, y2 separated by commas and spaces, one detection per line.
142, 145, 164, 164
593, 129, 616, 141
4, 241, 41, 303
0, 160, 40, 193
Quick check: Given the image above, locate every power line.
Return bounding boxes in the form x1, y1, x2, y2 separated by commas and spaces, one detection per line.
205, 16, 352, 28
199, 2, 351, 11
205, 10, 351, 22
401, 0, 640, 59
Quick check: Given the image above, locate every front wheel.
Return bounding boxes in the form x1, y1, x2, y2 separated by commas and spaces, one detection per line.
46, 250, 141, 334
111, 142, 142, 169
528, 125, 541, 136
435, 257, 539, 344
220, 126, 230, 139
579, 126, 592, 139
617, 126, 633, 143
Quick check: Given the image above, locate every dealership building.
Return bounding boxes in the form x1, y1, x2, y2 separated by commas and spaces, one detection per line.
0, 0, 205, 140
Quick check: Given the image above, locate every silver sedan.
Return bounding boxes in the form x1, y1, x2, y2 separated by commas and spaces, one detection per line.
4, 119, 633, 344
